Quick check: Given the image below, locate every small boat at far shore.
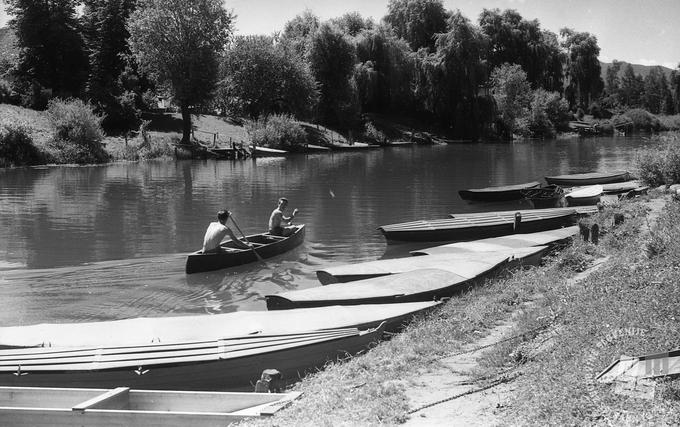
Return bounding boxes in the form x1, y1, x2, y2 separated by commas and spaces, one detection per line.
0, 386, 301, 427
185, 225, 305, 274
565, 185, 603, 206
544, 171, 630, 186
459, 181, 541, 202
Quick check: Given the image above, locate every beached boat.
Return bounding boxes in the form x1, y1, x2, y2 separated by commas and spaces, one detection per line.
270, 264, 510, 309
250, 145, 288, 157
0, 325, 384, 391
448, 206, 599, 219
544, 170, 630, 186
410, 226, 578, 256
459, 181, 541, 202
185, 225, 305, 274
0, 386, 301, 427
600, 180, 645, 194
565, 185, 603, 206
0, 302, 438, 349
521, 184, 565, 208
378, 209, 577, 242
315, 248, 544, 285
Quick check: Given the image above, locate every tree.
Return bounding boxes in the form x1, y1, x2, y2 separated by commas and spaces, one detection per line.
642, 66, 673, 115
280, 9, 320, 59
620, 64, 644, 107
331, 12, 374, 37
671, 67, 680, 114
128, 0, 234, 143
384, 0, 449, 52
308, 23, 358, 127
490, 63, 531, 138
218, 35, 318, 119
6, 0, 88, 105
82, 0, 139, 131
560, 28, 603, 109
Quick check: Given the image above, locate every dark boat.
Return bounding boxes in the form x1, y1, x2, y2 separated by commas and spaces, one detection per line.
521, 184, 565, 208
459, 181, 541, 201
544, 171, 630, 186
185, 225, 305, 274
378, 209, 577, 243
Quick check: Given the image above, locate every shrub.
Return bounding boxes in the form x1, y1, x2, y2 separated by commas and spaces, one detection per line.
526, 89, 570, 137
658, 114, 680, 131
46, 98, 109, 164
624, 108, 661, 131
635, 133, 680, 186
0, 79, 12, 103
0, 123, 43, 167
246, 114, 307, 150
364, 121, 387, 144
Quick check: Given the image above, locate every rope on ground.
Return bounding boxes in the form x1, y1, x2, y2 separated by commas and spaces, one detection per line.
407, 372, 521, 414
441, 324, 550, 360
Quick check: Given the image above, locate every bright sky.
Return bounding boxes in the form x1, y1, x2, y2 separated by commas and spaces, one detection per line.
1, 0, 678, 68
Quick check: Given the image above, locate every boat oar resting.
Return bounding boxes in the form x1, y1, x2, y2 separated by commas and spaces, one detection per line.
185, 225, 305, 274
458, 181, 541, 202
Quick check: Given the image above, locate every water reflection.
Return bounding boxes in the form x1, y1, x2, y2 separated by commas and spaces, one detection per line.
0, 136, 656, 325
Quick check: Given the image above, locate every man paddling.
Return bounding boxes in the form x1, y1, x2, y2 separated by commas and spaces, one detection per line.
202, 210, 252, 253
269, 198, 299, 236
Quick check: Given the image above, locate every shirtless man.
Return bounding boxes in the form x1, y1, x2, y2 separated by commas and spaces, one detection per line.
268, 198, 299, 236
202, 210, 252, 253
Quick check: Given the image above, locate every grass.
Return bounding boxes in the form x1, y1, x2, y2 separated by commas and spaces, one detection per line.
235, 193, 680, 426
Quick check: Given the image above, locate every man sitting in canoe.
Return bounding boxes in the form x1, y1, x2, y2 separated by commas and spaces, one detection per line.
269, 198, 299, 236
202, 210, 252, 253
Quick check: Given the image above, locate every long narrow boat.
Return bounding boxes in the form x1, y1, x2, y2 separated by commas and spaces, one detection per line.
270, 261, 520, 309
458, 181, 541, 202
315, 248, 545, 285
544, 170, 630, 186
600, 180, 645, 194
0, 386, 301, 427
411, 226, 578, 256
0, 302, 438, 349
0, 325, 384, 391
378, 209, 577, 242
565, 185, 603, 206
448, 206, 599, 219
185, 225, 305, 274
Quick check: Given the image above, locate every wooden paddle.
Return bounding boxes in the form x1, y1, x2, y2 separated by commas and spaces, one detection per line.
229, 214, 265, 262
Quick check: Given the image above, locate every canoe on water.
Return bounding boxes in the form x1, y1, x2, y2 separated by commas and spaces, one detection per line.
0, 386, 301, 427
410, 226, 578, 256
544, 171, 630, 186
459, 181, 541, 202
185, 225, 305, 274
0, 325, 384, 391
315, 247, 545, 285
0, 302, 439, 349
565, 185, 603, 206
378, 209, 577, 242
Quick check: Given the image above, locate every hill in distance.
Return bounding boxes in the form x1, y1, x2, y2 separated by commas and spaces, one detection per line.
599, 60, 675, 81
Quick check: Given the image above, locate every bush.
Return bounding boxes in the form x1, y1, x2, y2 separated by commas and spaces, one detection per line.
0, 123, 43, 167
246, 114, 307, 150
364, 121, 387, 144
526, 89, 570, 137
635, 133, 680, 186
624, 108, 661, 131
658, 115, 680, 131
46, 98, 109, 164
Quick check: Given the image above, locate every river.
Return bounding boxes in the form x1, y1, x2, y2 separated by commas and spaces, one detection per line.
0, 135, 655, 325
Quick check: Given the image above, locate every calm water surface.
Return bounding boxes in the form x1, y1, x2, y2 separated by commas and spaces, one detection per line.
0, 136, 656, 325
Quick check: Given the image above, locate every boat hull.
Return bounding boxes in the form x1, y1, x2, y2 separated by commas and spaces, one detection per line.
185, 225, 305, 274
544, 171, 630, 186
459, 181, 541, 201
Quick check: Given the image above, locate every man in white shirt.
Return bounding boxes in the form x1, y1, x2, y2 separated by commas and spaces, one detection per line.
202, 210, 252, 253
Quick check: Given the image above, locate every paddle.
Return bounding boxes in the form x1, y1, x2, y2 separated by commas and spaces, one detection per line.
229, 213, 265, 262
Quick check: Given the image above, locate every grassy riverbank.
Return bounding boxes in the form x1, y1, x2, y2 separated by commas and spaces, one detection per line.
238, 193, 680, 426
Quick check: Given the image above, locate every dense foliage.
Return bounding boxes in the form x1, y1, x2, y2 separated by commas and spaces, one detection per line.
0, 123, 42, 166
246, 114, 308, 150
46, 98, 109, 164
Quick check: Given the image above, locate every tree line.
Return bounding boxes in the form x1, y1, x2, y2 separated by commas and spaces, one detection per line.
1, 0, 679, 143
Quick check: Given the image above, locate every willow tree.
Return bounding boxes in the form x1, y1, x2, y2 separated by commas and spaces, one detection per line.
128, 0, 234, 143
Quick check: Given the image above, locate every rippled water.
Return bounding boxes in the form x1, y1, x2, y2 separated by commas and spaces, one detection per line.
0, 136, 655, 325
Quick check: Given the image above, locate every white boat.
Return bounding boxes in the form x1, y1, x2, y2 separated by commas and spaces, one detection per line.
0, 386, 301, 426
565, 185, 603, 206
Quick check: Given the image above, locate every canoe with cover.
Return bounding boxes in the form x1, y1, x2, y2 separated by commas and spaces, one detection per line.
458, 181, 541, 202
0, 324, 385, 391
544, 171, 630, 186
185, 225, 305, 274
315, 248, 545, 285
565, 185, 603, 206
378, 209, 577, 242
0, 302, 439, 349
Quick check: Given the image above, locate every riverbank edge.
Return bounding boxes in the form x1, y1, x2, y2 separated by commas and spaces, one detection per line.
238, 191, 679, 426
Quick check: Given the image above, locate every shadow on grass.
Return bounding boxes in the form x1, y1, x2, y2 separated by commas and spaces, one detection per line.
141, 112, 184, 132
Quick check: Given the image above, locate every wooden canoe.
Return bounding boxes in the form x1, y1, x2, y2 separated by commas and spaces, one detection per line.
448, 206, 599, 218
521, 184, 565, 208
185, 225, 305, 274
600, 180, 644, 194
270, 265, 507, 309
0, 302, 438, 349
459, 181, 541, 201
411, 226, 578, 256
315, 248, 545, 285
0, 325, 384, 391
565, 185, 603, 206
0, 386, 301, 427
544, 170, 630, 186
378, 209, 577, 242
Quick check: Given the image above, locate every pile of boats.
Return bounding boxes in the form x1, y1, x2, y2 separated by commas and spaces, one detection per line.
459, 170, 648, 209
